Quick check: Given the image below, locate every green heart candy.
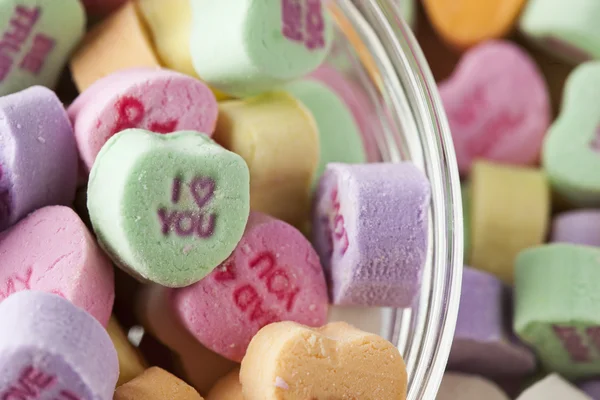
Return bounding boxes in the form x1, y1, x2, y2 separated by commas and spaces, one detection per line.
0, 0, 86, 96
542, 61, 600, 207
88, 129, 250, 288
514, 243, 600, 380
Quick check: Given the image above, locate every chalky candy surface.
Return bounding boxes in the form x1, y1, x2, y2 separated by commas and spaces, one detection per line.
0, 86, 78, 231
439, 40, 551, 175
206, 369, 242, 400
88, 129, 250, 288
170, 212, 328, 362
0, 0, 85, 96
114, 367, 203, 400
543, 61, 600, 207
284, 79, 366, 185
214, 92, 318, 228
0, 206, 114, 326
312, 162, 430, 307
70, 2, 160, 92
519, 0, 600, 64
517, 374, 592, 399
68, 67, 218, 174
449, 267, 536, 377
422, 0, 526, 49
308, 65, 379, 161
189, 0, 334, 97
0, 291, 118, 400
515, 244, 600, 380
107, 317, 147, 386
580, 381, 600, 399
470, 161, 549, 284
240, 321, 407, 400
436, 373, 509, 400
551, 210, 600, 246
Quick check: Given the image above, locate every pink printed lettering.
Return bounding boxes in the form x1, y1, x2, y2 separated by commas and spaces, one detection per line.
213, 261, 236, 282
19, 33, 55, 75
149, 119, 177, 134
281, 0, 325, 50
190, 176, 215, 209
466, 112, 523, 157
281, 0, 303, 42
0, 267, 33, 300
553, 325, 591, 363
590, 126, 600, 152
452, 86, 486, 126
112, 96, 179, 135
327, 188, 349, 256
586, 326, 600, 353
157, 208, 179, 235
1, 365, 55, 400
0, 5, 42, 83
175, 211, 196, 236
195, 213, 215, 238
171, 177, 182, 203
304, 0, 325, 50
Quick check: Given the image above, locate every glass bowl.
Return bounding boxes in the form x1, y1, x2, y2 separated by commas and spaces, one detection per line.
324, 1, 464, 398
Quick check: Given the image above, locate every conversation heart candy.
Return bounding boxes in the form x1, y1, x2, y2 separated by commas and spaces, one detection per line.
0, 291, 118, 400
0, 206, 114, 326
439, 40, 551, 175
515, 244, 600, 379
68, 67, 218, 174
436, 373, 510, 400
470, 161, 549, 284
188, 0, 334, 97
449, 267, 536, 377
206, 369, 242, 400
87, 129, 250, 288
0, 86, 78, 231
285, 79, 366, 185
107, 317, 147, 386
543, 61, 600, 207
169, 212, 328, 362
214, 92, 318, 228
519, 0, 600, 64
240, 321, 407, 399
114, 367, 204, 400
551, 210, 600, 246
581, 381, 600, 399
0, 0, 85, 96
312, 162, 430, 307
422, 0, 526, 49
517, 374, 592, 400
70, 2, 160, 92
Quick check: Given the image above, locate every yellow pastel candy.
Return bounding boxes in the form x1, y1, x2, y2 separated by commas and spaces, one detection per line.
214, 92, 319, 229
107, 316, 147, 386
114, 367, 203, 400
470, 161, 550, 284
206, 368, 243, 400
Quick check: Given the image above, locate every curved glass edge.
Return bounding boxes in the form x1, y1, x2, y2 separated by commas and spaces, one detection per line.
330, 1, 464, 399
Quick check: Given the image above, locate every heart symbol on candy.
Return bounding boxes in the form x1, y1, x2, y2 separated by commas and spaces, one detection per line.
0, 0, 85, 96
240, 321, 407, 400
439, 40, 551, 175
543, 61, 600, 207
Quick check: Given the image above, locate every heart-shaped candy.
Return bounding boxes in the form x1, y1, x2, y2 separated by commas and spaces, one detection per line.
240, 321, 407, 399
439, 40, 551, 175
542, 61, 600, 207
87, 129, 250, 288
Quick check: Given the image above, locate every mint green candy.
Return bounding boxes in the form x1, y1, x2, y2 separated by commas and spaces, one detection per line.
542, 62, 600, 207
519, 0, 600, 63
285, 79, 366, 186
514, 243, 600, 380
88, 129, 250, 288
189, 0, 334, 97
0, 0, 85, 96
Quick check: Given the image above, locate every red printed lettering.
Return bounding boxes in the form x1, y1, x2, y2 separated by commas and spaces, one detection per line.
149, 119, 177, 134
250, 252, 276, 279
1, 365, 55, 400
111, 96, 178, 135
281, 0, 325, 50
214, 261, 236, 282
0, 267, 33, 300
553, 325, 591, 363
327, 188, 349, 256
249, 252, 300, 311
465, 112, 523, 157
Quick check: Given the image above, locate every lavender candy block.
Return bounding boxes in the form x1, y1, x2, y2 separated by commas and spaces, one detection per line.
0, 291, 118, 400
0, 86, 78, 231
551, 210, 600, 247
449, 267, 536, 377
312, 162, 430, 307
580, 381, 600, 399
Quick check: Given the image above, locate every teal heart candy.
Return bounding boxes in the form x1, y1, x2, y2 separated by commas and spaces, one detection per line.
88, 129, 250, 288
542, 61, 600, 207
0, 0, 85, 96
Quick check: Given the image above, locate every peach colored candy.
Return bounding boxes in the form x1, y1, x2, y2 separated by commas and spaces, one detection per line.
114, 367, 204, 400
240, 321, 407, 400
69, 2, 159, 92
439, 40, 551, 175
422, 0, 527, 49
135, 284, 238, 395
107, 316, 147, 386
206, 368, 242, 400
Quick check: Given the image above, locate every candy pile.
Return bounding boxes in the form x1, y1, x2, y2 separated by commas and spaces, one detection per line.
0, 1, 428, 399
419, 0, 600, 398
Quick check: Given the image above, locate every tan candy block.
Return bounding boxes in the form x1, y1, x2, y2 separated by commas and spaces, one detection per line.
206, 368, 243, 400
214, 93, 319, 228
240, 321, 407, 400
70, 1, 160, 92
470, 161, 549, 284
107, 316, 147, 385
114, 367, 204, 400
436, 373, 509, 400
